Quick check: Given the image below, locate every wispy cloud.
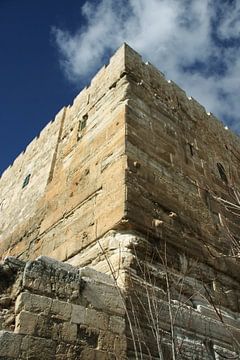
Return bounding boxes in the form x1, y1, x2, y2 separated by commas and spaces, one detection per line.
52, 0, 240, 133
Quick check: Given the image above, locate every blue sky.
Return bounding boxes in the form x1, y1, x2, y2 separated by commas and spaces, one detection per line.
1, 0, 240, 175
0, 0, 87, 175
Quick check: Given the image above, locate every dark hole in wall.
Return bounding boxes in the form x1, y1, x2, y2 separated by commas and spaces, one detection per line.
80, 114, 88, 131
22, 174, 31, 188
188, 143, 194, 156
217, 163, 228, 183
77, 114, 88, 140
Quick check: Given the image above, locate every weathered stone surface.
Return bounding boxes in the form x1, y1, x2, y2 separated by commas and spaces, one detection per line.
0, 330, 22, 358
22, 256, 84, 301
109, 315, 126, 335
51, 298, 72, 321
71, 303, 86, 324
0, 256, 126, 358
15, 292, 52, 315
61, 322, 78, 343
20, 335, 56, 359
15, 310, 38, 335
85, 308, 109, 330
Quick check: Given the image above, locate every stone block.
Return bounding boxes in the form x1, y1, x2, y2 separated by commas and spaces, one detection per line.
15, 310, 38, 335
0, 296, 11, 307
80, 348, 116, 360
109, 315, 125, 334
85, 308, 108, 330
50, 299, 72, 321
79, 348, 96, 360
21, 335, 56, 359
15, 291, 52, 315
82, 280, 125, 316
95, 349, 116, 360
198, 304, 240, 329
22, 256, 84, 301
98, 331, 116, 352
35, 314, 54, 339
61, 322, 77, 343
71, 303, 86, 324
0, 330, 22, 358
114, 335, 127, 359
79, 266, 115, 286
55, 341, 83, 359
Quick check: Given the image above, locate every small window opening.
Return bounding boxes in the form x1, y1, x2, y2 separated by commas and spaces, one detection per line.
217, 163, 228, 183
80, 119, 87, 131
22, 174, 31, 188
83, 114, 88, 120
77, 114, 88, 140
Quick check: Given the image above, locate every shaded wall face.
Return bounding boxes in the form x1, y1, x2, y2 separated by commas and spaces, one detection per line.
122, 48, 240, 359
125, 55, 240, 257
123, 233, 240, 359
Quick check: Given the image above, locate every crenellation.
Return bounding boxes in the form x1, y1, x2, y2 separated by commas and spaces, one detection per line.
90, 64, 107, 86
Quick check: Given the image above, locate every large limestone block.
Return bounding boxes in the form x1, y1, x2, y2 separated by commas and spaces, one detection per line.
22, 256, 84, 301
0, 331, 22, 358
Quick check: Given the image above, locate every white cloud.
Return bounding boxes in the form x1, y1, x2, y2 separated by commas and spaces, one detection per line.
217, 1, 240, 40
52, 0, 240, 133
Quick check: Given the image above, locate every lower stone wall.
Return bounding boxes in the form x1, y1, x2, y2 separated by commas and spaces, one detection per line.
0, 256, 126, 359
124, 232, 240, 359
1, 231, 240, 359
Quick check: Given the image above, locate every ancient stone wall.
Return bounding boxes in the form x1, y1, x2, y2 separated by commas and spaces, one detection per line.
124, 45, 240, 258
0, 256, 126, 359
122, 45, 240, 359
123, 232, 240, 359
0, 107, 65, 241
0, 45, 129, 267
1, 44, 240, 359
